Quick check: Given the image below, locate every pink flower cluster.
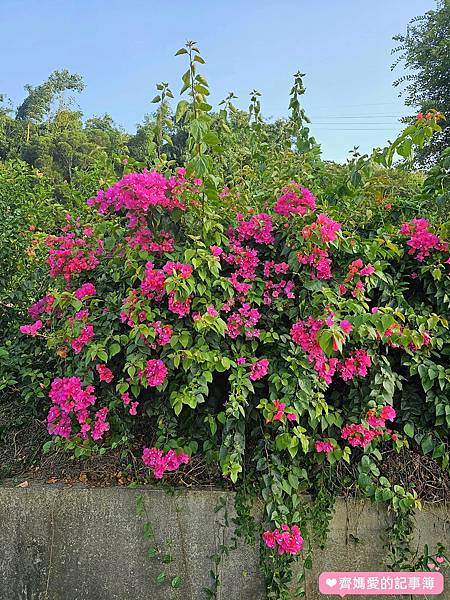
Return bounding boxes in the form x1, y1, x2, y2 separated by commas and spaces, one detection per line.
249, 358, 269, 381
163, 261, 193, 279
87, 170, 187, 226
20, 319, 43, 336
399, 219, 448, 261
338, 260, 374, 298
126, 226, 174, 254
302, 214, 341, 244
121, 392, 139, 416
337, 349, 372, 381
262, 524, 304, 555
225, 246, 259, 294
269, 400, 297, 422
297, 246, 332, 280
71, 324, 94, 354
142, 447, 190, 479
150, 321, 173, 347
262, 261, 295, 304
47, 377, 109, 441
140, 261, 166, 300
96, 363, 114, 383
140, 260, 193, 318
274, 184, 316, 216
344, 259, 375, 282
92, 407, 110, 441
141, 359, 168, 387
315, 441, 335, 454
290, 318, 338, 384
226, 303, 261, 339
46, 232, 103, 281
341, 423, 381, 448
316, 213, 342, 243
234, 213, 274, 245
28, 294, 55, 320
341, 406, 397, 448
291, 318, 371, 385
367, 405, 396, 428
168, 291, 191, 318
74, 282, 96, 300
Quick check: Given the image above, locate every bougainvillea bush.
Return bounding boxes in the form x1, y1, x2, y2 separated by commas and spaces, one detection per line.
18, 146, 450, 593
10, 45, 450, 597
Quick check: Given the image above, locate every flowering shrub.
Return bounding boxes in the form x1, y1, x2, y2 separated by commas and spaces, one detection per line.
11, 77, 449, 598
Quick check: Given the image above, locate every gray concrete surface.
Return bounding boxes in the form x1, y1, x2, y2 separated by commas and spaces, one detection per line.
0, 485, 449, 599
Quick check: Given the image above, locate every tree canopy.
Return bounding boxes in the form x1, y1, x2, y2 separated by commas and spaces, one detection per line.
392, 0, 450, 163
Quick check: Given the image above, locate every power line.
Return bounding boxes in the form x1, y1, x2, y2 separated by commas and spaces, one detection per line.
312, 122, 401, 125
310, 115, 404, 119
310, 128, 401, 131
306, 101, 401, 108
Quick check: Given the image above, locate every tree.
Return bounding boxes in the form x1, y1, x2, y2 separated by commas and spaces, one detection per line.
392, 0, 450, 163
85, 114, 129, 156
16, 69, 85, 123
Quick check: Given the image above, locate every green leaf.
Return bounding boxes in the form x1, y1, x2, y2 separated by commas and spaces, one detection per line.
175, 100, 189, 123
109, 343, 120, 358
156, 572, 166, 584
175, 48, 188, 56
396, 138, 412, 159
317, 329, 333, 356
421, 434, 434, 455
404, 422, 414, 438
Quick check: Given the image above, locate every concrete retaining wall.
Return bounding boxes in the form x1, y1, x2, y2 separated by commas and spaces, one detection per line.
0, 485, 449, 599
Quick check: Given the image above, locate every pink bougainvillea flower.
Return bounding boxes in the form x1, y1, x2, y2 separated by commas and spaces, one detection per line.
92, 407, 110, 441
262, 524, 304, 556
271, 400, 286, 421
142, 359, 168, 387
274, 184, 316, 217
20, 319, 43, 336
340, 320, 352, 334
121, 392, 131, 405
315, 440, 335, 454
96, 363, 114, 383
341, 423, 382, 448
129, 401, 139, 416
249, 359, 269, 381
399, 218, 448, 261
380, 405, 396, 422
47, 377, 100, 441
142, 447, 190, 479
46, 231, 103, 281
71, 324, 94, 354
262, 530, 276, 549
28, 294, 55, 320
74, 283, 96, 300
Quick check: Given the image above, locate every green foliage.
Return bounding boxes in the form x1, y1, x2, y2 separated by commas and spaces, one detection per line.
392, 0, 450, 163
1, 35, 450, 600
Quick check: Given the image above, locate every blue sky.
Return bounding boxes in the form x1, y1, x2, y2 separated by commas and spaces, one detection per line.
0, 0, 435, 162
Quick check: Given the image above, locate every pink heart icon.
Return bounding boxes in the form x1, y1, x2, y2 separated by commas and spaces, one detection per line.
428, 562, 435, 570
326, 578, 337, 588
436, 556, 445, 564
